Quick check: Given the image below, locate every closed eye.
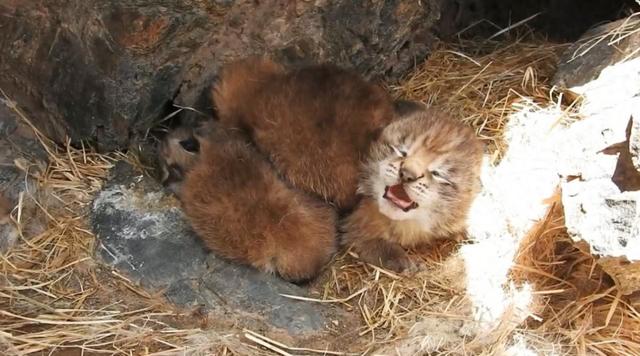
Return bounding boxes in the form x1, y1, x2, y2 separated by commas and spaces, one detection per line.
388, 144, 407, 157
430, 170, 451, 184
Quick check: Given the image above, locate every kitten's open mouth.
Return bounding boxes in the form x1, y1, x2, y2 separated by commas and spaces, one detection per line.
383, 184, 418, 212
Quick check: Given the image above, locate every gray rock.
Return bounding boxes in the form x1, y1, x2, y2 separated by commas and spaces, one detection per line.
0, 102, 47, 197
551, 15, 640, 294
553, 18, 640, 88
0, 203, 18, 253
459, 15, 640, 320
630, 115, 640, 173
558, 110, 640, 293
0, 100, 48, 252
90, 162, 341, 336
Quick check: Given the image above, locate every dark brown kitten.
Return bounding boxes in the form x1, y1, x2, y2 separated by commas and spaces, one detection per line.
212, 57, 396, 210
178, 124, 337, 283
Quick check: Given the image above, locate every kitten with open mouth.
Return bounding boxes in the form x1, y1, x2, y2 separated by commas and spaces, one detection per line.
342, 106, 483, 272
383, 184, 419, 212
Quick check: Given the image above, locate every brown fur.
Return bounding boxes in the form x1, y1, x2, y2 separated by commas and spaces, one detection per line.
180, 124, 337, 283
342, 108, 483, 272
212, 57, 395, 210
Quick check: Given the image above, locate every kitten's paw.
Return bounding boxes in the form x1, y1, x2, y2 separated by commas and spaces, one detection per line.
354, 238, 416, 273
381, 250, 417, 273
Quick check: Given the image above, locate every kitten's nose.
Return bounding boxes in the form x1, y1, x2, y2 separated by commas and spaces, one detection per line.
400, 167, 419, 182
165, 164, 184, 184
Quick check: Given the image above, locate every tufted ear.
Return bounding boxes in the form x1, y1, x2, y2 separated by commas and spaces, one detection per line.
392, 100, 427, 118
368, 126, 385, 143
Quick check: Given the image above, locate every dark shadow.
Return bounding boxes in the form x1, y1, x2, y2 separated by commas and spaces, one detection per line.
601, 116, 640, 192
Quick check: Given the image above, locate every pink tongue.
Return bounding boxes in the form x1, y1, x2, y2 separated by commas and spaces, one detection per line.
386, 184, 414, 209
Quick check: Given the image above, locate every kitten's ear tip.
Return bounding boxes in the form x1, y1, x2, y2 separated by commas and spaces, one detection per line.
369, 127, 384, 142
393, 100, 427, 118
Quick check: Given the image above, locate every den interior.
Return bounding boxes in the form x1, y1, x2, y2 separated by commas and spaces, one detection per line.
0, 0, 639, 355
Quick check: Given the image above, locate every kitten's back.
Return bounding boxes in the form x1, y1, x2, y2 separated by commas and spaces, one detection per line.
213, 59, 396, 210
179, 125, 336, 283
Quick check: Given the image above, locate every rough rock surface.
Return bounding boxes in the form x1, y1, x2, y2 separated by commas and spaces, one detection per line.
0, 194, 16, 253
553, 18, 640, 88
0, 99, 48, 252
90, 162, 345, 337
630, 115, 640, 173
553, 17, 640, 294
0, 0, 439, 151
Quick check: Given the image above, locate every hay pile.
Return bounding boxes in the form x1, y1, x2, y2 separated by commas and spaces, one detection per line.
0, 30, 638, 355
515, 194, 640, 356
0, 96, 260, 355
320, 34, 640, 355
392, 37, 567, 159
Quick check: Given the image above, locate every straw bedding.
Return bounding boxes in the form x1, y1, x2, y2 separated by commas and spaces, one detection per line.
1, 29, 639, 355
0, 97, 229, 355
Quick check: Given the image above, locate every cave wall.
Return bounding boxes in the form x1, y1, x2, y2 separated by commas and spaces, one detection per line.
437, 0, 638, 41
1, 0, 637, 152
0, 0, 439, 151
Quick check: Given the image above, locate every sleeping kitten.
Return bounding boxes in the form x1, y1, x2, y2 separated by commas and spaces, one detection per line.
164, 123, 337, 283
212, 57, 395, 210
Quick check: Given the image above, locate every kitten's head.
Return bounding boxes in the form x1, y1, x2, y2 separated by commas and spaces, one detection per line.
158, 121, 213, 193
361, 108, 483, 235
